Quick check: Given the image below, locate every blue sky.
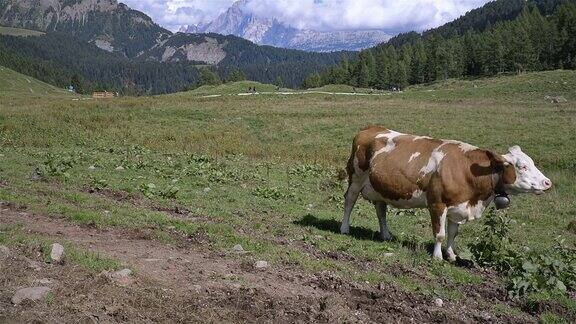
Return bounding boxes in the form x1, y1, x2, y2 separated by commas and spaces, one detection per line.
122, 0, 491, 32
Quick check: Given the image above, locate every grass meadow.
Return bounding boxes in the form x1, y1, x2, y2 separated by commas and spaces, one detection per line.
1, 67, 575, 321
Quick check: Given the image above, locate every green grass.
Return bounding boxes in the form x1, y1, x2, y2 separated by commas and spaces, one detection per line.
0, 66, 72, 97
0, 26, 45, 37
309, 83, 388, 93
1, 67, 575, 320
181, 80, 283, 96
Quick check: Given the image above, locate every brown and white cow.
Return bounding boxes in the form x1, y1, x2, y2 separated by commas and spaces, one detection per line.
341, 126, 552, 261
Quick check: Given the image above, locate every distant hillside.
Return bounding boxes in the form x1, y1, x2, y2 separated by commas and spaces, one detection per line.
0, 0, 348, 92
383, 0, 575, 49
0, 0, 170, 57
0, 26, 44, 37
0, 65, 70, 97
306, 0, 576, 90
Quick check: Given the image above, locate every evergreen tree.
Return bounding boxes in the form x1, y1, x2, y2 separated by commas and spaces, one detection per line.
274, 75, 284, 88
70, 74, 84, 94
198, 68, 221, 86
226, 68, 246, 82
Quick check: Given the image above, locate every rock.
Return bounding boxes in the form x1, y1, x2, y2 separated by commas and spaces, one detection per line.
105, 268, 134, 286
50, 243, 64, 263
0, 245, 9, 259
434, 298, 444, 307
27, 259, 43, 271
254, 261, 268, 269
545, 95, 568, 103
190, 284, 202, 293
12, 287, 51, 304
383, 252, 394, 257
115, 166, 125, 171
88, 165, 96, 170
232, 244, 244, 253
203, 187, 211, 193
33, 278, 54, 285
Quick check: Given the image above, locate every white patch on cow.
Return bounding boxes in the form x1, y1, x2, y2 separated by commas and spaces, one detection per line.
371, 130, 404, 162
447, 198, 493, 224
419, 150, 445, 175
385, 190, 428, 209
442, 139, 477, 152
413, 136, 432, 141
408, 152, 421, 163
375, 130, 404, 140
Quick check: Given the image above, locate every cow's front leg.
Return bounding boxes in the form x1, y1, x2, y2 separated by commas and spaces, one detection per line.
374, 202, 392, 240
446, 220, 459, 262
429, 203, 447, 260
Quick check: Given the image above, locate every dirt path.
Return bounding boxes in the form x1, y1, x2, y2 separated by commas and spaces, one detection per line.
0, 207, 533, 323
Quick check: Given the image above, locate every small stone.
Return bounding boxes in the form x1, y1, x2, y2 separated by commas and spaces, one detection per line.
12, 287, 51, 304
105, 268, 134, 286
254, 261, 268, 269
115, 166, 124, 171
88, 165, 96, 170
27, 259, 43, 271
378, 282, 387, 290
232, 244, 244, 253
50, 243, 64, 263
203, 187, 211, 193
434, 298, 444, 307
383, 253, 394, 257
33, 278, 54, 285
0, 245, 9, 259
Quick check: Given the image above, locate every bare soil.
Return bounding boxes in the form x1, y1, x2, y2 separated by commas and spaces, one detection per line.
1, 206, 536, 323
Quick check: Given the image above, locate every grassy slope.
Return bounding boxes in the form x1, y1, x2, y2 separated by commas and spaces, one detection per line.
178, 80, 283, 96
0, 66, 71, 97
0, 26, 45, 37
1, 69, 575, 320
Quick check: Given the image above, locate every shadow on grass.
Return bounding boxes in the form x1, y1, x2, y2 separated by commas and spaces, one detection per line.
294, 213, 435, 251
294, 214, 475, 267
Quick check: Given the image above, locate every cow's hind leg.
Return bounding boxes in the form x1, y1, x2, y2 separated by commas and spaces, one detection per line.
374, 202, 392, 240
341, 181, 361, 234
446, 220, 459, 262
429, 203, 447, 260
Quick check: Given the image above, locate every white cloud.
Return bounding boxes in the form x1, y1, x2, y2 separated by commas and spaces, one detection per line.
121, 0, 491, 33
121, 0, 236, 31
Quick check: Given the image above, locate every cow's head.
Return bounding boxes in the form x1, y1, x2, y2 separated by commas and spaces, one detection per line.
497, 146, 552, 195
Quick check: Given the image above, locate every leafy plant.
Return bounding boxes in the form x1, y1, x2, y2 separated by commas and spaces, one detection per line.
90, 178, 108, 191
469, 209, 576, 298
138, 183, 157, 198
253, 186, 294, 200
158, 185, 180, 199
34, 152, 83, 179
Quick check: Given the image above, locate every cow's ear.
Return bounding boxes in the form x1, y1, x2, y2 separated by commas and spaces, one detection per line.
486, 151, 511, 167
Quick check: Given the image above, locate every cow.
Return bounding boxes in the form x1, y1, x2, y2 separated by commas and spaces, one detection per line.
341, 126, 552, 261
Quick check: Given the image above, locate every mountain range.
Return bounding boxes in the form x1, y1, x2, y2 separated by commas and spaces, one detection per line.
179, 0, 392, 52
0, 0, 348, 93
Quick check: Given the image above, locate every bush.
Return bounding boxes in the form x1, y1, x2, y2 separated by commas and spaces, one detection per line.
469, 209, 576, 298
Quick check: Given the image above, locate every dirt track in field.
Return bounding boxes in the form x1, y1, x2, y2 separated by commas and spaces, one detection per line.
0, 204, 535, 323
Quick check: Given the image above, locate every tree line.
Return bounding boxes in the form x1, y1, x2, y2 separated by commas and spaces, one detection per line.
304, 1, 576, 90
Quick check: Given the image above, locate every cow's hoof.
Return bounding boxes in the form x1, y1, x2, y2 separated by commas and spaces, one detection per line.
380, 233, 392, 241
432, 253, 444, 261
447, 253, 457, 263
340, 226, 349, 235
